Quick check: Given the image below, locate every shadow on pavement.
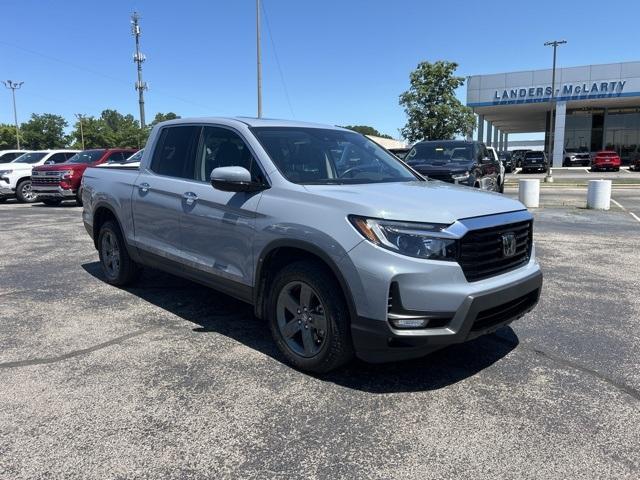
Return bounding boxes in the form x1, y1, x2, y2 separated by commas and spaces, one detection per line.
82, 261, 519, 393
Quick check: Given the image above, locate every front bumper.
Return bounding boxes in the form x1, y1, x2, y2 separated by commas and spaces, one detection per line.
0, 186, 13, 196
352, 270, 542, 363
31, 185, 76, 198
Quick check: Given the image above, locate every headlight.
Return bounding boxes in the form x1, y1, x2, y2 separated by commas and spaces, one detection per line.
61, 170, 75, 179
0, 169, 13, 175
349, 216, 457, 261
452, 171, 470, 182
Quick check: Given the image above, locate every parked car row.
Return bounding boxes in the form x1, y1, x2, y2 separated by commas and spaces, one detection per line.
0, 148, 139, 204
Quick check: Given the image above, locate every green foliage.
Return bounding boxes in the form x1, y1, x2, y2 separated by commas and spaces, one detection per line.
341, 125, 393, 139
70, 110, 149, 149
0, 123, 21, 149
20, 114, 69, 149
150, 112, 180, 126
399, 60, 476, 142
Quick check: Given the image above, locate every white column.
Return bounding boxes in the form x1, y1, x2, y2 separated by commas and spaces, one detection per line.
504, 133, 509, 151
493, 127, 499, 149
477, 115, 485, 143
553, 101, 567, 167
486, 121, 492, 146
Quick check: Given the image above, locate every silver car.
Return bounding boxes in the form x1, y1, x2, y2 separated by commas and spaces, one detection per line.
82, 117, 542, 373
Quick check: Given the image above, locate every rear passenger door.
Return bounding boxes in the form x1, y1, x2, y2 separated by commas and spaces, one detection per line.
131, 125, 201, 263
179, 125, 265, 288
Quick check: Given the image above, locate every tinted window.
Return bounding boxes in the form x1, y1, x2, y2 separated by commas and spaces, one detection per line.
0, 152, 18, 162
194, 127, 261, 182
13, 152, 47, 164
406, 142, 475, 164
64, 152, 77, 160
106, 151, 126, 163
150, 126, 201, 179
48, 153, 68, 164
525, 152, 545, 159
253, 127, 416, 185
67, 150, 106, 164
123, 149, 143, 164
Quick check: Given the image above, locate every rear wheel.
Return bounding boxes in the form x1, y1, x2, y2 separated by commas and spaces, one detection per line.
15, 179, 37, 203
268, 260, 354, 373
42, 199, 62, 206
98, 220, 141, 286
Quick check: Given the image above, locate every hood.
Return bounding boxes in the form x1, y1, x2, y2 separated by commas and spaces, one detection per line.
5, 162, 33, 171
33, 163, 85, 172
303, 180, 526, 224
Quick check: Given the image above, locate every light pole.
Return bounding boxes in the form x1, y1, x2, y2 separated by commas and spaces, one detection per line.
2, 80, 23, 149
544, 40, 567, 182
75, 113, 85, 150
131, 12, 148, 128
256, 0, 263, 118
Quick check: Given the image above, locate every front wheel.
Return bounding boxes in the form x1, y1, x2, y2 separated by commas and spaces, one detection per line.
268, 261, 354, 373
15, 179, 37, 203
98, 220, 141, 286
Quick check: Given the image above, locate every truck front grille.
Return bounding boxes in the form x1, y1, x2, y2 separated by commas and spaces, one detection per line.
458, 220, 532, 282
32, 174, 61, 185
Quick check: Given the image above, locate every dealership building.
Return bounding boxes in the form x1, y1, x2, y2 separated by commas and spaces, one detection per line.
467, 61, 640, 166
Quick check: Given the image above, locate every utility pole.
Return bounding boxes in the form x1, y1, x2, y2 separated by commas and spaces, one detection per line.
256, 0, 262, 118
131, 12, 148, 128
75, 113, 85, 150
2, 80, 23, 149
544, 40, 567, 182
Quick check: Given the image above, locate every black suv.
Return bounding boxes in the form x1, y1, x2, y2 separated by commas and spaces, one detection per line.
404, 140, 501, 191
521, 151, 549, 173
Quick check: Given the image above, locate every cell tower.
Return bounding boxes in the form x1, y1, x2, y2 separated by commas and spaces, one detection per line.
131, 11, 148, 128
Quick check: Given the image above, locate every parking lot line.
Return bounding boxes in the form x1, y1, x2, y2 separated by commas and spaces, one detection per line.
611, 198, 640, 224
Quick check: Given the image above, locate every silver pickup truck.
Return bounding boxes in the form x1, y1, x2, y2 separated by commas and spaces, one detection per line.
82, 117, 542, 373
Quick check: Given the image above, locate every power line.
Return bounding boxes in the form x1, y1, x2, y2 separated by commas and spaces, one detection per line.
261, 0, 295, 118
0, 41, 214, 113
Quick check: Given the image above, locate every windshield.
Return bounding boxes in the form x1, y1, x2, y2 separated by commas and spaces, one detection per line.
525, 152, 544, 159
12, 152, 47, 164
251, 127, 418, 185
405, 142, 474, 164
66, 150, 106, 164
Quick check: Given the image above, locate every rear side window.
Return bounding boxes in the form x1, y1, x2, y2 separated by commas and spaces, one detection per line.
106, 151, 126, 163
150, 126, 201, 179
48, 153, 68, 164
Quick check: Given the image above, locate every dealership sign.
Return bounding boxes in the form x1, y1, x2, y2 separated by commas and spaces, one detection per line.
494, 80, 626, 101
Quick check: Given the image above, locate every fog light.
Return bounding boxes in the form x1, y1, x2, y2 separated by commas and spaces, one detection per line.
389, 317, 429, 328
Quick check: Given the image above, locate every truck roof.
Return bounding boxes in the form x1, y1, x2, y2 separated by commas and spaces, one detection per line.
157, 117, 350, 131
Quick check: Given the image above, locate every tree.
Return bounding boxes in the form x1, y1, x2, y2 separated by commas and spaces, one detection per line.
20, 113, 69, 149
150, 112, 180, 126
0, 123, 21, 150
69, 109, 148, 149
399, 60, 475, 142
341, 125, 392, 139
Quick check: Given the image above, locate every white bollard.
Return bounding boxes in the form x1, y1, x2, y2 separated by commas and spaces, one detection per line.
587, 179, 611, 210
518, 179, 540, 208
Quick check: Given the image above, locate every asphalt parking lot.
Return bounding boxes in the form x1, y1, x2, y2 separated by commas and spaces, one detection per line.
1, 189, 639, 479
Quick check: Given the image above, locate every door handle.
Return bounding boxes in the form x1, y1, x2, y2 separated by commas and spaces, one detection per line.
138, 182, 150, 193
182, 191, 198, 205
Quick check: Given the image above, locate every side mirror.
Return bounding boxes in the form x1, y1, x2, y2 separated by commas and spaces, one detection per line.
44, 160, 54, 165
210, 166, 265, 193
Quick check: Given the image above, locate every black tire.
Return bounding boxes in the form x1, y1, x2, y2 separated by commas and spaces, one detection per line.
563, 159, 569, 167
42, 199, 62, 206
614, 167, 620, 172
97, 220, 141, 286
267, 260, 354, 373
15, 179, 37, 203
76, 187, 83, 207
498, 177, 504, 193
0, 197, 7, 203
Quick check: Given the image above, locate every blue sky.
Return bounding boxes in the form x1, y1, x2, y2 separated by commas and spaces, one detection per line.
1, 0, 639, 140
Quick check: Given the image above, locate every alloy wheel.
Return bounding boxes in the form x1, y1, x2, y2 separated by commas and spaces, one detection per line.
21, 182, 36, 201
276, 281, 328, 358
101, 231, 121, 278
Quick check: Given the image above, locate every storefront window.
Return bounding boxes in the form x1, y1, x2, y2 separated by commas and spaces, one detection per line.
604, 109, 640, 164
564, 111, 592, 152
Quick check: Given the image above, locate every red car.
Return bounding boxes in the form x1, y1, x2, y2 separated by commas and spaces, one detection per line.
591, 150, 621, 172
31, 148, 138, 206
